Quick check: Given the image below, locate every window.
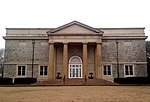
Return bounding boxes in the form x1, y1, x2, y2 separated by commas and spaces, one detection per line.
103, 65, 111, 75
40, 66, 48, 76
18, 66, 26, 76
124, 65, 134, 76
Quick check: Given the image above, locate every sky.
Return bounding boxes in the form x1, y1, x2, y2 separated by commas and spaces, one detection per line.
0, 0, 150, 49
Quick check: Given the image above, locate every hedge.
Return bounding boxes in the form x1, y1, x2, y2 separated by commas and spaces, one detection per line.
114, 77, 150, 84
0, 78, 13, 85
14, 78, 37, 84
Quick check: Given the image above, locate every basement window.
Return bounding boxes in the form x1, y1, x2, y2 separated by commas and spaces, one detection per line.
103, 65, 112, 75
40, 66, 48, 76
17, 66, 26, 76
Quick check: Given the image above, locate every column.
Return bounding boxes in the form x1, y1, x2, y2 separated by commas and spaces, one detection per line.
48, 43, 55, 80
83, 43, 88, 78
63, 43, 68, 78
95, 43, 102, 79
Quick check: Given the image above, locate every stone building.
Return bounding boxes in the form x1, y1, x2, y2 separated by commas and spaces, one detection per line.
3, 21, 148, 82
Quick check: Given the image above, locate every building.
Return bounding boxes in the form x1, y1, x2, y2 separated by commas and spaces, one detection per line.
3, 21, 148, 82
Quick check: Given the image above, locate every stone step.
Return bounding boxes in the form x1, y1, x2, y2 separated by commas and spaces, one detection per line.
64, 79, 85, 86
32, 78, 118, 86
33, 79, 63, 86
86, 79, 117, 86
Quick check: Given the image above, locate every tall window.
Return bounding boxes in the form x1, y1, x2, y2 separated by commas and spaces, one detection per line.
40, 66, 48, 76
124, 65, 134, 76
18, 66, 26, 76
103, 65, 111, 75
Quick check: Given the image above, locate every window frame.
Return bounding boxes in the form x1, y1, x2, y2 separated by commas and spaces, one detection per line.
124, 64, 134, 77
16, 65, 27, 77
39, 65, 48, 76
102, 65, 112, 76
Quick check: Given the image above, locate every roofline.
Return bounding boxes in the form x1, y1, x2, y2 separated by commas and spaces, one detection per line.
99, 27, 145, 30
5, 28, 54, 30
6, 27, 145, 30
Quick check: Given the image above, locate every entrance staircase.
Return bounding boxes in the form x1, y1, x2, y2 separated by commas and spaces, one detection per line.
32, 78, 118, 86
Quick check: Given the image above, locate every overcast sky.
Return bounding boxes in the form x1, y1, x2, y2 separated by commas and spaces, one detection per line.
0, 0, 150, 48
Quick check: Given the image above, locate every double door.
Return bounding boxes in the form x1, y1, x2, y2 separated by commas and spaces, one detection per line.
69, 64, 82, 78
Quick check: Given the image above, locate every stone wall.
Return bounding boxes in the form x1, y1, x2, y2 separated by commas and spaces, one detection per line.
102, 39, 147, 79
4, 39, 49, 78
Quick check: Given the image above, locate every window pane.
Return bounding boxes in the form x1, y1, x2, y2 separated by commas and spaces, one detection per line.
126, 71, 129, 75
130, 71, 133, 75
70, 68, 72, 77
22, 66, 25, 71
108, 67, 111, 71
108, 71, 111, 75
76, 69, 78, 77
104, 71, 107, 75
73, 69, 75, 77
108, 66, 110, 70
104, 66, 106, 71
40, 66, 43, 75
22, 71, 25, 76
129, 66, 133, 71
18, 66, 21, 71
44, 67, 47, 75
125, 66, 128, 71
79, 68, 81, 77
18, 70, 21, 76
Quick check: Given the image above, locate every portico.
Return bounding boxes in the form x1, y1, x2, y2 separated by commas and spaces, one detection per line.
47, 21, 103, 80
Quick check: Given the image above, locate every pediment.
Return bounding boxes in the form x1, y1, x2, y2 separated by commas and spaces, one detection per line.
47, 21, 103, 35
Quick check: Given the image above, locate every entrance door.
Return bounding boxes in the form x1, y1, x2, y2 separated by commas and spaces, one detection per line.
69, 56, 82, 78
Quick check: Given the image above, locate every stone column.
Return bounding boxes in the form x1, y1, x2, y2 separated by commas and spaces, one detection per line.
83, 43, 88, 78
95, 43, 102, 79
63, 43, 68, 78
48, 43, 55, 80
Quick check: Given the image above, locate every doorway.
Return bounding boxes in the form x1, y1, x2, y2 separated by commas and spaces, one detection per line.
68, 56, 82, 78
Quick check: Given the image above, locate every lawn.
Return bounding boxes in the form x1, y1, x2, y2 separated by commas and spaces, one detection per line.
0, 86, 150, 102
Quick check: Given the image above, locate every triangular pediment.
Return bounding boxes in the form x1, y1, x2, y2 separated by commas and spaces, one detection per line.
47, 21, 103, 35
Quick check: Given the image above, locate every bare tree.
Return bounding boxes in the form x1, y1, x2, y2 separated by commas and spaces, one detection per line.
146, 41, 150, 77
0, 49, 4, 77
0, 49, 4, 58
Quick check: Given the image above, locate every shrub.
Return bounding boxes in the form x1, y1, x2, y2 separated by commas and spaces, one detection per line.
0, 78, 13, 85
114, 77, 150, 84
14, 78, 37, 84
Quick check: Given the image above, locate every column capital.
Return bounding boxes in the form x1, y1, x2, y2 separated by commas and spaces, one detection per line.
49, 42, 54, 44
96, 42, 102, 45
82, 42, 88, 44
63, 42, 68, 45
63, 41, 68, 44
96, 39, 102, 44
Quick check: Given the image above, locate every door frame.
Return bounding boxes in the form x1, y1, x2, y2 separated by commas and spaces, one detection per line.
68, 56, 83, 78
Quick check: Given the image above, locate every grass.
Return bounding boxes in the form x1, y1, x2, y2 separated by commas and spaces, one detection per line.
0, 86, 150, 102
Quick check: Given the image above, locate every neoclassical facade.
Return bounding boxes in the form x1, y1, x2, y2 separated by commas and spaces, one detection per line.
3, 21, 148, 82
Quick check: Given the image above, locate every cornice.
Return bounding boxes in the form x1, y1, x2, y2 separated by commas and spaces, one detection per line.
102, 36, 148, 40
3, 36, 49, 40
